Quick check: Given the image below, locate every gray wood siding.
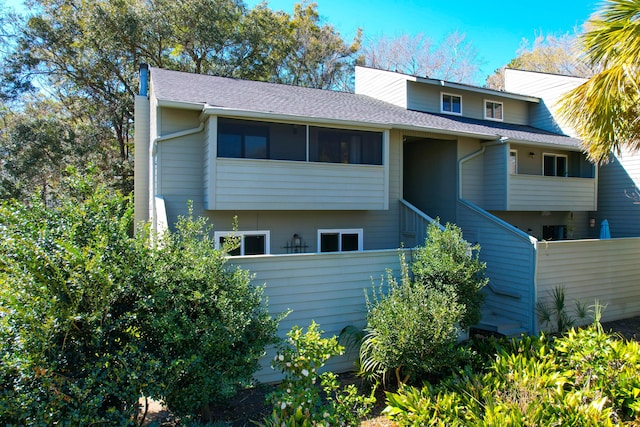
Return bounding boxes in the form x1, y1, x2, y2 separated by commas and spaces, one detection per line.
598, 148, 640, 237
211, 159, 387, 210
230, 250, 403, 383
403, 138, 457, 224
482, 144, 508, 210
509, 175, 597, 211
504, 69, 585, 134
354, 67, 408, 107
157, 132, 206, 222
406, 81, 529, 124
159, 107, 201, 134
536, 238, 640, 330
457, 201, 536, 333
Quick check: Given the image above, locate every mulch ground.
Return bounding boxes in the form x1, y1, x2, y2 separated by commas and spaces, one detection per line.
142, 316, 640, 426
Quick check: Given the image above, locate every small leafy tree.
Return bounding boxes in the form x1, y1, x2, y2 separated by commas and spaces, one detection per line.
0, 169, 152, 425
262, 321, 374, 426
360, 222, 487, 385
411, 222, 487, 329
142, 208, 282, 422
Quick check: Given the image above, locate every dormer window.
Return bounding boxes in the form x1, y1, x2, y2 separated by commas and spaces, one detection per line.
441, 93, 462, 115
484, 100, 504, 121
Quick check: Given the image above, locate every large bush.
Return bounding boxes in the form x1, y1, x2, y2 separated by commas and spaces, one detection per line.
0, 173, 282, 425
359, 222, 487, 385
142, 209, 282, 421
0, 171, 152, 425
411, 222, 487, 329
385, 324, 640, 426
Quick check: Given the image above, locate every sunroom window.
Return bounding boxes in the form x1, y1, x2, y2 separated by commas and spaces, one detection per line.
214, 230, 270, 256
309, 127, 382, 165
318, 229, 363, 252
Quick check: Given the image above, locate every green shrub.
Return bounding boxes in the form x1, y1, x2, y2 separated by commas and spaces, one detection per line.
384, 323, 639, 426
0, 171, 152, 426
359, 222, 486, 386
261, 321, 374, 427
411, 222, 487, 329
142, 209, 282, 422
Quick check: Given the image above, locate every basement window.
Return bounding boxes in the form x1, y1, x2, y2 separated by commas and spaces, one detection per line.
317, 229, 363, 252
214, 230, 270, 256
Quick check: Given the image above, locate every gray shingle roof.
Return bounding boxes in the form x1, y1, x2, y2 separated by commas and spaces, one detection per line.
149, 67, 582, 148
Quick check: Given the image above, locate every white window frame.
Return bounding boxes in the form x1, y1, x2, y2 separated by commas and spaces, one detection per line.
440, 92, 462, 115
317, 228, 363, 253
542, 153, 568, 177
484, 99, 504, 121
509, 150, 518, 175
214, 230, 271, 255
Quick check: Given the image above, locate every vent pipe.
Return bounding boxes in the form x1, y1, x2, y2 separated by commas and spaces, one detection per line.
139, 63, 149, 97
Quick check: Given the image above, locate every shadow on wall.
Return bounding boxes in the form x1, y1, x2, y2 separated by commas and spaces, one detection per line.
598, 155, 640, 238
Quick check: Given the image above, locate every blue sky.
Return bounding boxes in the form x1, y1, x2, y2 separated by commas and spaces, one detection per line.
3, 0, 602, 84
246, 0, 602, 83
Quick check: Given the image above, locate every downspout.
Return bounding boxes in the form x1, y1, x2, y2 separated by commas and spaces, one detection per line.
150, 120, 205, 235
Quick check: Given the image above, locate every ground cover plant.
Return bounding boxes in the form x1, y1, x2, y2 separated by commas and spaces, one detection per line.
384, 321, 640, 426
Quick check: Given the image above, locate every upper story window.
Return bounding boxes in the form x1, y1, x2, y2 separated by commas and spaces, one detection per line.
317, 229, 363, 252
214, 230, 270, 256
484, 100, 504, 121
441, 93, 462, 115
309, 127, 382, 165
217, 118, 383, 165
217, 118, 306, 161
543, 153, 568, 177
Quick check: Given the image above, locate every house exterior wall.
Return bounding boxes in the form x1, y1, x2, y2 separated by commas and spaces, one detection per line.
406, 81, 529, 124
354, 66, 408, 107
598, 147, 640, 238
154, 108, 404, 254
493, 211, 593, 241
403, 137, 458, 224
504, 69, 586, 136
483, 144, 508, 210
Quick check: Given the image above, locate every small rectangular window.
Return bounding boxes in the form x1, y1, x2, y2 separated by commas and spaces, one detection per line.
214, 230, 270, 256
441, 93, 462, 115
543, 154, 568, 177
484, 100, 504, 121
318, 229, 363, 252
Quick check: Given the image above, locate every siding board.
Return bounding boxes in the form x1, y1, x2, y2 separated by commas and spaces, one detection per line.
231, 250, 403, 383
536, 238, 640, 330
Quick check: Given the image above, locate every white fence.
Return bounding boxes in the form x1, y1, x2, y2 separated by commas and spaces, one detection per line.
536, 238, 640, 330
230, 249, 403, 383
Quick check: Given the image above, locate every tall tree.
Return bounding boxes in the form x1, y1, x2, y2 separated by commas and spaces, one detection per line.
558, 0, 640, 163
360, 31, 481, 84
1, 0, 360, 200
278, 2, 361, 90
485, 32, 595, 90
